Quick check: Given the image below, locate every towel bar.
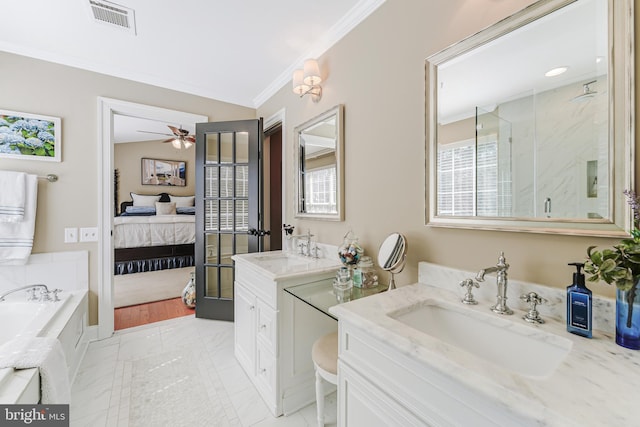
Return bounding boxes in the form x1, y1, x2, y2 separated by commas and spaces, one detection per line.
37, 174, 58, 182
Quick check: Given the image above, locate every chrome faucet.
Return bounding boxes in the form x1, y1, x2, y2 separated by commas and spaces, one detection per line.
476, 252, 513, 315
0, 284, 50, 302
293, 229, 314, 257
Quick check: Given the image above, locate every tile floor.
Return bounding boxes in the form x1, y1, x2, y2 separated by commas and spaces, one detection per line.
70, 315, 336, 427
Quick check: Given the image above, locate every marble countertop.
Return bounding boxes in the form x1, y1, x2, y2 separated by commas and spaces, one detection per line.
232, 249, 341, 281
330, 280, 639, 426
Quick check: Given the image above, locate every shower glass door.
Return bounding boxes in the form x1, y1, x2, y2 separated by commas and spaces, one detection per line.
476, 106, 512, 217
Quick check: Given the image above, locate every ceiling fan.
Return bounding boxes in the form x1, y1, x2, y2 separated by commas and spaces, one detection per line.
137, 125, 195, 149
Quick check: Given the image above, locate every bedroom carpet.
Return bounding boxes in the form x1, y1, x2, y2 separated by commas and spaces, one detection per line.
114, 267, 194, 308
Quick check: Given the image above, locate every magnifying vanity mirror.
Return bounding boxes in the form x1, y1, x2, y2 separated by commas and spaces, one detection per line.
294, 104, 345, 221
426, 0, 634, 237
378, 233, 407, 291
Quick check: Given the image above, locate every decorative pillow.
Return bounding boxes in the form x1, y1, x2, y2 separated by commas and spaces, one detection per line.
131, 192, 161, 207
156, 201, 177, 215
169, 195, 195, 208
123, 206, 156, 216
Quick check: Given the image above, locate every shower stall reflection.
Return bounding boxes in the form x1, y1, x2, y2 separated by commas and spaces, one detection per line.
436, 77, 608, 220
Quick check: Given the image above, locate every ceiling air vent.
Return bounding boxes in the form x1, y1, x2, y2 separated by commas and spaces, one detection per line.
88, 0, 136, 35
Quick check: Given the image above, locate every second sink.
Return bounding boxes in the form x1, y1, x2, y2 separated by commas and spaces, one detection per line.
252, 252, 312, 266
387, 299, 572, 378
239, 251, 342, 279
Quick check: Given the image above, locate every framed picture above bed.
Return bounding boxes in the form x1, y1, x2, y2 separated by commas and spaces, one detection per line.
141, 158, 186, 186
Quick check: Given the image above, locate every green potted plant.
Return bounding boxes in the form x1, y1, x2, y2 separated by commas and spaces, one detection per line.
584, 190, 640, 350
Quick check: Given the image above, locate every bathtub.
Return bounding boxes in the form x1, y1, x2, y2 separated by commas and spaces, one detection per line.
0, 295, 71, 344
0, 289, 88, 404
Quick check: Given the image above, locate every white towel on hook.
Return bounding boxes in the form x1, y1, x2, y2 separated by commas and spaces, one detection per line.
0, 336, 71, 404
0, 173, 37, 265
0, 171, 26, 222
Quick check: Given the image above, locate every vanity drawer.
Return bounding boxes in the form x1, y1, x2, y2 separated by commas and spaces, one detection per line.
256, 299, 278, 355
255, 342, 277, 405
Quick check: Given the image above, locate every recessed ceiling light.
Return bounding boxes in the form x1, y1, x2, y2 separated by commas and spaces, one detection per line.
545, 66, 568, 77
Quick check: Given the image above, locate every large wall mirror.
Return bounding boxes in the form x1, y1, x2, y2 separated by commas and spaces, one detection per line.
295, 104, 345, 221
426, 0, 634, 236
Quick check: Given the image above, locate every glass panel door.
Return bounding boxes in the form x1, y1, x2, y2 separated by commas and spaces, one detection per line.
195, 119, 262, 320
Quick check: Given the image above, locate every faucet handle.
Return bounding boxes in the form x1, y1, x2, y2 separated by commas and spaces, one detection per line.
497, 251, 509, 269
51, 289, 62, 302
520, 292, 547, 324
459, 278, 479, 305
298, 241, 307, 255
310, 242, 320, 259
27, 288, 38, 301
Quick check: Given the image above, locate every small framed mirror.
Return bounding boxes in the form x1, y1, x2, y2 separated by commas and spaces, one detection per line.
294, 104, 345, 221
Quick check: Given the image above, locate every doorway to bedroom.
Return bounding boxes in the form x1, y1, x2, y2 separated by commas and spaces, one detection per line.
112, 113, 199, 329
102, 101, 287, 333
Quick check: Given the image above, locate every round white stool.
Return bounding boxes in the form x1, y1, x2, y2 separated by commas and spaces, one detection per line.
311, 331, 338, 427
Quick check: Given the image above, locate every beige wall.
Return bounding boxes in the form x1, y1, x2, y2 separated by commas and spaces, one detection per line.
439, 117, 475, 146
0, 51, 255, 324
257, 0, 638, 299
114, 140, 196, 212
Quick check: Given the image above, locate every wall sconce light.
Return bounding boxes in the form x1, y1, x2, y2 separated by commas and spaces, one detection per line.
292, 58, 322, 102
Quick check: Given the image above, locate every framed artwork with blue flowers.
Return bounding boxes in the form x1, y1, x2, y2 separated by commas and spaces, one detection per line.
0, 109, 61, 162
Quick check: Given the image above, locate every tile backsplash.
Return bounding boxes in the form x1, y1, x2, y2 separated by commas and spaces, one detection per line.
0, 250, 88, 293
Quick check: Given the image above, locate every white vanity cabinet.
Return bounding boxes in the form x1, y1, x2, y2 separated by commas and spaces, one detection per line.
233, 253, 339, 416
337, 319, 538, 427
332, 264, 640, 427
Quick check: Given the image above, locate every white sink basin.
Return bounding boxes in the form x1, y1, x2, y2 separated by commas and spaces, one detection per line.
252, 253, 313, 267
387, 299, 572, 378
237, 251, 342, 278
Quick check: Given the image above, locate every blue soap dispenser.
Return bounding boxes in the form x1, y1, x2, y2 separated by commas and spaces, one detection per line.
566, 262, 592, 338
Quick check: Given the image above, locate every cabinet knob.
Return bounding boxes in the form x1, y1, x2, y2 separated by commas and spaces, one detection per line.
249, 305, 255, 310
260, 368, 267, 374
260, 324, 267, 330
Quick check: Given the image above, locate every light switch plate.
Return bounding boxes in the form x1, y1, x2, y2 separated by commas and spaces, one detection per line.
80, 227, 98, 242
64, 227, 78, 243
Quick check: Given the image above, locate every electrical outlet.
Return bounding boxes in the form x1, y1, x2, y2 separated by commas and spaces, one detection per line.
80, 227, 98, 242
64, 227, 78, 243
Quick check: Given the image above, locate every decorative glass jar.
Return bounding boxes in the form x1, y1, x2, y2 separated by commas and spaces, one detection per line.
338, 230, 363, 268
358, 256, 378, 289
333, 267, 353, 302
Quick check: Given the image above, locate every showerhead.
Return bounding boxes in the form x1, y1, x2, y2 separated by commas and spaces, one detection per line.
571, 80, 597, 102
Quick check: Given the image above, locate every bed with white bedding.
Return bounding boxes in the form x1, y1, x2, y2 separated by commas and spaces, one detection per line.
114, 215, 195, 249
114, 192, 196, 275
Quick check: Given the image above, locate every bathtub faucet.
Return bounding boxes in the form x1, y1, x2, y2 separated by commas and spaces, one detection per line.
0, 284, 58, 302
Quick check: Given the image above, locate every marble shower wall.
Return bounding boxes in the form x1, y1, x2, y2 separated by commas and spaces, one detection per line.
497, 77, 608, 219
